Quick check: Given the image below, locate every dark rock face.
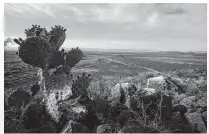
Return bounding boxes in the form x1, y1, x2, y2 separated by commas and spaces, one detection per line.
8, 89, 31, 108
116, 110, 138, 127
110, 103, 128, 122
130, 90, 173, 121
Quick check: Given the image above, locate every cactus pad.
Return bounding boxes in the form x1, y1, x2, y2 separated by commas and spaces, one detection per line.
7, 89, 31, 108
13, 25, 67, 69
66, 48, 84, 67
49, 25, 66, 52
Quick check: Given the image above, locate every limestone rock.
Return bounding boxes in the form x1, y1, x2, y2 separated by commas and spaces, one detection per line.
185, 112, 206, 133
97, 124, 112, 133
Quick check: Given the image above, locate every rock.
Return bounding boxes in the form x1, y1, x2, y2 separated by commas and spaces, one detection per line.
173, 93, 187, 105
8, 89, 31, 108
45, 86, 73, 122
60, 120, 89, 133
172, 104, 188, 115
196, 97, 207, 108
131, 89, 172, 121
110, 103, 128, 121
164, 120, 195, 133
202, 111, 207, 122
97, 124, 112, 133
108, 83, 137, 105
147, 76, 167, 90
185, 112, 206, 133
116, 110, 138, 127
119, 124, 145, 133
180, 96, 196, 110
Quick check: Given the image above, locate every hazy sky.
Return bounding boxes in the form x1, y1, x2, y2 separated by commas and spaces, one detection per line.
4, 3, 207, 51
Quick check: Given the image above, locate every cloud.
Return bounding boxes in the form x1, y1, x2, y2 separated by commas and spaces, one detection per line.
4, 3, 56, 18
4, 3, 207, 51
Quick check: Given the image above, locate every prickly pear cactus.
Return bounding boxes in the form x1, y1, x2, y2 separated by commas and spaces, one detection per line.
66, 47, 84, 67
49, 25, 66, 52
7, 89, 31, 108
13, 25, 66, 69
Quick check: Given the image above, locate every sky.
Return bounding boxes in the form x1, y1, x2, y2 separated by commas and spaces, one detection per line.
4, 3, 207, 51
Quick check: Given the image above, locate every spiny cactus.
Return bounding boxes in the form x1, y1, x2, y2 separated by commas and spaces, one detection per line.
71, 72, 92, 98
66, 47, 84, 67
13, 25, 67, 70
49, 25, 66, 52
7, 88, 31, 108
21, 101, 48, 129
14, 36, 53, 69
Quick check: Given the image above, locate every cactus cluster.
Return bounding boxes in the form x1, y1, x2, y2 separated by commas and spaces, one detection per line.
9, 24, 88, 132
72, 72, 92, 98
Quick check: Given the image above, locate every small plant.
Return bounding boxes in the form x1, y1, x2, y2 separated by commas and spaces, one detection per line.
71, 72, 92, 98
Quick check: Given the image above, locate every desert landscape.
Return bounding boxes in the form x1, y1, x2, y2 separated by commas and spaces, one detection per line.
4, 48, 207, 133
4, 3, 207, 134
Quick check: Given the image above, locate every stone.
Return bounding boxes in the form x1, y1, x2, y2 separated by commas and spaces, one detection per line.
202, 111, 207, 122
130, 89, 172, 121
185, 112, 206, 133
180, 96, 196, 110
96, 124, 112, 133
110, 103, 128, 121
173, 93, 187, 105
116, 110, 138, 127
108, 83, 137, 105
196, 97, 207, 108
146, 76, 166, 90
172, 104, 188, 114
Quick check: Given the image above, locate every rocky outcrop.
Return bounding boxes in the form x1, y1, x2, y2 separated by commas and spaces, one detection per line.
185, 112, 206, 133
108, 83, 137, 105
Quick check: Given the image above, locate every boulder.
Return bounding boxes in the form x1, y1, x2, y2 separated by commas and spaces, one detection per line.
60, 120, 89, 133
196, 97, 207, 108
146, 76, 167, 90
45, 86, 73, 122
96, 124, 112, 133
8, 89, 31, 108
116, 110, 138, 127
180, 96, 196, 110
173, 93, 187, 105
130, 88, 172, 121
108, 83, 137, 105
202, 111, 207, 122
110, 103, 128, 121
185, 112, 206, 133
